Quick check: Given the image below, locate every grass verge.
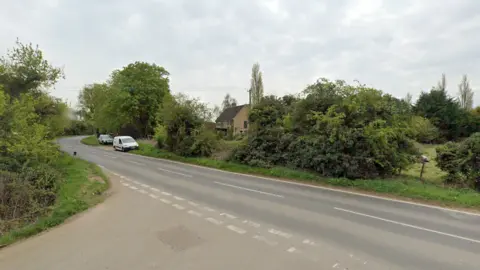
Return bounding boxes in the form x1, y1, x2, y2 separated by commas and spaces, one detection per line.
0, 154, 109, 247
128, 143, 480, 210
80, 135, 99, 146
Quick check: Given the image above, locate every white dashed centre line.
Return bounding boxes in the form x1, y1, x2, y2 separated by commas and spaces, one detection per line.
268, 229, 292, 239
173, 196, 185, 201
150, 187, 160, 192
122, 183, 130, 187
157, 167, 192, 177
161, 192, 171, 196
214, 181, 284, 198
149, 194, 159, 199
188, 210, 203, 217
220, 213, 237, 219
206, 217, 223, 225
160, 199, 171, 204
188, 201, 199, 207
226, 225, 247, 234
302, 239, 316, 246
141, 184, 150, 188
129, 186, 138, 190
172, 204, 185, 210
204, 207, 216, 212
242, 220, 261, 228
128, 160, 143, 166
253, 235, 278, 246
132, 181, 141, 185
137, 189, 148, 194
287, 247, 297, 253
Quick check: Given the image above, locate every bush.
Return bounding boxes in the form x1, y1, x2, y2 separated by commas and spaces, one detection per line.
409, 116, 439, 143
232, 80, 420, 179
189, 127, 218, 157
63, 120, 94, 136
436, 133, 480, 189
154, 125, 167, 148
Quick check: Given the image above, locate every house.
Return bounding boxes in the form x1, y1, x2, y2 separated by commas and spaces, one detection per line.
215, 104, 249, 135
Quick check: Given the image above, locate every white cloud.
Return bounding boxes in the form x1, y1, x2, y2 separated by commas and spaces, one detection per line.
0, 0, 479, 107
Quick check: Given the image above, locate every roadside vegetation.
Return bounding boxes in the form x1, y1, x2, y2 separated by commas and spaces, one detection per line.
0, 40, 107, 246
78, 59, 480, 208
81, 136, 100, 146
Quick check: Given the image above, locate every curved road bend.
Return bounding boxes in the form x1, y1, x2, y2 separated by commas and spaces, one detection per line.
2, 136, 479, 270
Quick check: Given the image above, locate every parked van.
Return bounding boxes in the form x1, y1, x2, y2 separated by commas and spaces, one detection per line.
113, 136, 139, 152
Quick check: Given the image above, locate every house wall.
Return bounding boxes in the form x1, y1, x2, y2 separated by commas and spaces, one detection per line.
232, 106, 249, 135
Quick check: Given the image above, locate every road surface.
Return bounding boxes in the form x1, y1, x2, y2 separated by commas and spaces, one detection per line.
2, 136, 480, 269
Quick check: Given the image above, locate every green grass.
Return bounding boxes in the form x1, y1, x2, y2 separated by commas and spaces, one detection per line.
80, 135, 99, 146
0, 154, 109, 247
403, 143, 446, 183
129, 143, 480, 210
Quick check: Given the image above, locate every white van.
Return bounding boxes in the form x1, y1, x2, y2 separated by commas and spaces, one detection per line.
113, 136, 139, 152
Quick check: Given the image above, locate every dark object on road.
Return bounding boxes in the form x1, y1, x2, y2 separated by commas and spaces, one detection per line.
73, 151, 77, 156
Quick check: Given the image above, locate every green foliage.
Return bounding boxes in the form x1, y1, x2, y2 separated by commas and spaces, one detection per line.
232, 79, 419, 179
78, 62, 171, 137
80, 136, 100, 146
0, 39, 64, 97
190, 126, 218, 157
63, 120, 95, 136
409, 116, 439, 143
436, 133, 480, 189
414, 88, 476, 141
154, 125, 167, 148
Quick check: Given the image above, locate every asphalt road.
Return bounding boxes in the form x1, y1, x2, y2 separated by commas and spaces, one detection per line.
59, 137, 480, 269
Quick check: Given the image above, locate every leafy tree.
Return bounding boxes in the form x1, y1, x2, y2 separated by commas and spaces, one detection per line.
221, 93, 237, 111
458, 74, 474, 110
109, 62, 170, 137
77, 83, 109, 123
0, 39, 64, 97
249, 62, 264, 106
409, 116, 439, 143
403, 92, 413, 106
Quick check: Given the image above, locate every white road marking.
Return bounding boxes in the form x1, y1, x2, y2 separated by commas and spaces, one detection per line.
160, 199, 171, 204
103, 154, 117, 159
133, 180, 141, 185
122, 151, 480, 217
332, 263, 339, 268
137, 189, 148, 194
188, 201, 199, 207
206, 217, 223, 225
188, 210, 203, 217
141, 184, 150, 188
172, 204, 185, 210
220, 213, 237, 219
242, 220, 261, 228
226, 225, 247, 234
302, 239, 316, 246
287, 247, 297, 253
129, 186, 138, 190
122, 183, 130, 187
161, 192, 171, 196
150, 187, 160, 192
157, 167, 192, 177
149, 194, 159, 199
214, 181, 284, 198
204, 207, 216, 212
253, 235, 278, 246
98, 165, 105, 169
113, 173, 120, 176
268, 229, 292, 239
335, 207, 480, 244
173, 196, 185, 201
128, 160, 143, 166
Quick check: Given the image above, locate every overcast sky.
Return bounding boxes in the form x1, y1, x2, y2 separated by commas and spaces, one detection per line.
1, 0, 479, 108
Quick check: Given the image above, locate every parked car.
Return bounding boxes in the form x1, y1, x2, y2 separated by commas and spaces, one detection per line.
98, 134, 114, 145
113, 136, 139, 152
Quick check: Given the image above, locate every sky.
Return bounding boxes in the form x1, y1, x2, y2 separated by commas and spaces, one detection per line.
1, 0, 479, 108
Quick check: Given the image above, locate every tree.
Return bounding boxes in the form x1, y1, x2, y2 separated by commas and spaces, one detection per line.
249, 62, 264, 106
0, 39, 64, 97
458, 74, 474, 110
221, 93, 237, 111
77, 83, 109, 123
437, 73, 447, 92
404, 92, 413, 105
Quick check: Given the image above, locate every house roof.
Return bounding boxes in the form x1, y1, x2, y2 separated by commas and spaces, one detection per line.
215, 104, 247, 122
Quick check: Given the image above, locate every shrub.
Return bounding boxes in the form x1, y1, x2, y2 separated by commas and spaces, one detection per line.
436, 133, 480, 189
409, 116, 439, 143
189, 127, 218, 157
154, 125, 167, 148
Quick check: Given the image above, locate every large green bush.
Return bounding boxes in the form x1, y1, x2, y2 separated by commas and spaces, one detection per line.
436, 133, 480, 189
232, 80, 419, 179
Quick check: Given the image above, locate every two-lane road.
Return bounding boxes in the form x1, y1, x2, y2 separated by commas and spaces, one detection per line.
59, 137, 480, 269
